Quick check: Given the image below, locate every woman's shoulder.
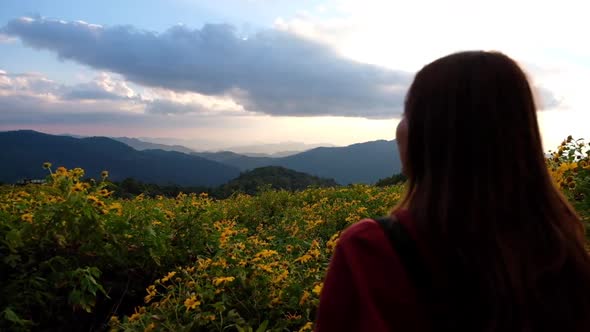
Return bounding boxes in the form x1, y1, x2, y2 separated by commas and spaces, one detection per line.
339, 209, 414, 245
333, 210, 422, 305
339, 218, 381, 242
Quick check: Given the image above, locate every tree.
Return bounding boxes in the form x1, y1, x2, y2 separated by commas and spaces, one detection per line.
375, 173, 407, 187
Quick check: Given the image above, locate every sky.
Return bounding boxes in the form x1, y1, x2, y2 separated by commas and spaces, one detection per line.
0, 0, 588, 151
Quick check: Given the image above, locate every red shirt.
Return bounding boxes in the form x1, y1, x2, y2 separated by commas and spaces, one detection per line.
315, 210, 430, 332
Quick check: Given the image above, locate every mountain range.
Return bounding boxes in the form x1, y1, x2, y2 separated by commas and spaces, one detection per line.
83, 136, 311, 158
192, 140, 400, 184
0, 130, 401, 186
112, 137, 195, 154
0, 130, 239, 186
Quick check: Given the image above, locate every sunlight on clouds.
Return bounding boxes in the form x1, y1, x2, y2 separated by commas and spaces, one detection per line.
2, 1, 588, 148
201, 115, 401, 146
280, 0, 589, 71
275, 0, 590, 149
143, 88, 249, 115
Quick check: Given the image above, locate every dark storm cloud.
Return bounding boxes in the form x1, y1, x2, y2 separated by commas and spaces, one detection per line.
2, 17, 411, 118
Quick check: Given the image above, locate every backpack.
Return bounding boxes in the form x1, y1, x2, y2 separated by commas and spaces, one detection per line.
374, 216, 444, 330
373, 215, 430, 290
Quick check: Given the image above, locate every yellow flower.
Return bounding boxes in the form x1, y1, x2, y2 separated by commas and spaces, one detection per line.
56, 166, 68, 176
299, 291, 310, 305
21, 213, 33, 223
326, 233, 340, 253
252, 249, 278, 261
256, 263, 274, 273
161, 271, 177, 283
212, 276, 235, 286
294, 254, 312, 264
43, 162, 52, 169
197, 258, 212, 270
109, 202, 123, 216
144, 285, 157, 303
98, 188, 112, 197
272, 270, 289, 284
298, 322, 313, 332
101, 170, 109, 178
128, 312, 140, 322
108, 315, 120, 326
313, 282, 323, 295
87, 195, 106, 208
71, 168, 85, 178
71, 182, 86, 193
184, 294, 201, 311
211, 258, 228, 268
144, 322, 157, 332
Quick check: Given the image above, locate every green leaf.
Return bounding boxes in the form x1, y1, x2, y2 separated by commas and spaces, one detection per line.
255, 320, 269, 332
68, 289, 82, 306
2, 307, 33, 327
4, 229, 23, 252
3, 254, 21, 268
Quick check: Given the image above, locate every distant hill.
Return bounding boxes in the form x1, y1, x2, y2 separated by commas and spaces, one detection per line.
194, 140, 401, 184
216, 166, 337, 197
239, 151, 301, 158
0, 130, 240, 186
192, 151, 273, 170
112, 137, 195, 154
218, 142, 335, 155
59, 133, 86, 139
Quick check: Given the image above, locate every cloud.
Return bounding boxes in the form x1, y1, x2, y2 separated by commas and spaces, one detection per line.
0, 69, 252, 129
2, 17, 411, 119
535, 86, 560, 110
0, 32, 16, 43
63, 73, 136, 100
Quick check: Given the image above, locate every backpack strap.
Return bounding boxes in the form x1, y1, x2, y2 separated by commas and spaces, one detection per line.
374, 215, 430, 291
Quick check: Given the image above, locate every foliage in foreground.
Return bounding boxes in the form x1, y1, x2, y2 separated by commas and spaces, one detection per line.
105, 166, 338, 200
0, 137, 588, 331
0, 166, 401, 331
547, 136, 590, 221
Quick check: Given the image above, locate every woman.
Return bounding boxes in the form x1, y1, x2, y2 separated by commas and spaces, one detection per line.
315, 51, 590, 331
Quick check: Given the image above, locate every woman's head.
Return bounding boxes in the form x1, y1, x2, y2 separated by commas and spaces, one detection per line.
398, 51, 543, 186
394, 51, 590, 331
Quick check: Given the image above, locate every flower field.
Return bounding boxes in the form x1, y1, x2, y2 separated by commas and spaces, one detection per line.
1, 137, 589, 331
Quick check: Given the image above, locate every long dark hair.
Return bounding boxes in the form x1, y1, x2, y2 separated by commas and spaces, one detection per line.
396, 51, 590, 331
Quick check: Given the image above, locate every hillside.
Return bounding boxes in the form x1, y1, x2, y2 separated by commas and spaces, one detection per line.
0, 130, 240, 186
194, 140, 401, 184
112, 137, 195, 154
216, 166, 338, 197
192, 151, 274, 170
1, 137, 588, 331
